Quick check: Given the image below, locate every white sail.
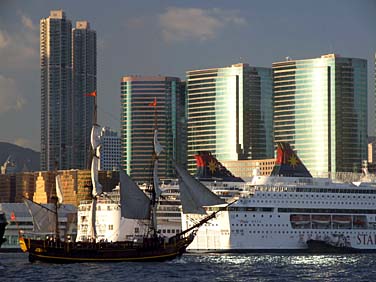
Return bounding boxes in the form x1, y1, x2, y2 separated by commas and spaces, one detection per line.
87, 198, 97, 240
153, 159, 162, 199
24, 199, 57, 234
153, 129, 163, 198
91, 154, 103, 197
119, 169, 150, 219
90, 124, 103, 197
55, 174, 63, 204
175, 164, 225, 214
90, 124, 102, 152
153, 129, 163, 157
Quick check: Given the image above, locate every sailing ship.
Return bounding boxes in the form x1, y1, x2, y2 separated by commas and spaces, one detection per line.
19, 104, 225, 263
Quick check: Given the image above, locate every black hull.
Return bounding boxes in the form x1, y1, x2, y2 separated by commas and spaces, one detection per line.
306, 239, 360, 254
21, 235, 194, 263
0, 221, 7, 248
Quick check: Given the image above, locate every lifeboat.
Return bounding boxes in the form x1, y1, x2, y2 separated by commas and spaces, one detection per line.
353, 216, 366, 227
332, 215, 351, 224
290, 214, 310, 225
312, 215, 331, 224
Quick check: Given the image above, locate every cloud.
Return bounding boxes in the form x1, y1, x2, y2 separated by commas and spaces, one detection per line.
0, 30, 11, 48
0, 75, 26, 114
159, 7, 247, 42
0, 13, 38, 69
21, 14, 37, 31
126, 17, 145, 29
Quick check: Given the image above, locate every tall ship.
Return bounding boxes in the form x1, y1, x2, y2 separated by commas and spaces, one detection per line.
75, 151, 247, 241
0, 212, 7, 248
19, 119, 224, 262
181, 143, 376, 253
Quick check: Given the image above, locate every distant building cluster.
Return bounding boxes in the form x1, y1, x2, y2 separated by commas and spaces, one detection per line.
36, 10, 374, 184
0, 170, 119, 206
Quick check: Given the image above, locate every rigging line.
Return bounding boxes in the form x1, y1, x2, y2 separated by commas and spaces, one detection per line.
97, 105, 121, 125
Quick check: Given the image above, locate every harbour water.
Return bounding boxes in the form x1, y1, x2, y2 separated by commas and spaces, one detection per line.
1, 252, 376, 281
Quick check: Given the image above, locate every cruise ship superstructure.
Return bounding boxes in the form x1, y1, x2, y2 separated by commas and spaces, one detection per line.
182, 143, 376, 252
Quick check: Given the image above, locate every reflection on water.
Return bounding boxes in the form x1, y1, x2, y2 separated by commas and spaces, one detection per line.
1, 252, 376, 282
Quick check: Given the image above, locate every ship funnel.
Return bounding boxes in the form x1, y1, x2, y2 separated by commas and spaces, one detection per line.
270, 143, 312, 178
194, 151, 244, 182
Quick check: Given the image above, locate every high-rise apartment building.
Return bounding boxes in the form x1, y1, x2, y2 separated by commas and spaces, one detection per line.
41, 11, 96, 171
40, 10, 73, 170
186, 63, 273, 172
99, 127, 121, 171
273, 54, 368, 174
72, 21, 97, 169
120, 76, 186, 183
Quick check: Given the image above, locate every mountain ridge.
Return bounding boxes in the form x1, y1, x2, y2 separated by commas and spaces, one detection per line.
0, 142, 40, 172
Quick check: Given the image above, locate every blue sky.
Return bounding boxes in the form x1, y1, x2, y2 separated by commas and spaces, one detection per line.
0, 0, 375, 151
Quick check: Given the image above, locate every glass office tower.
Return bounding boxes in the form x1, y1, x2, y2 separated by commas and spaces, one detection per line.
273, 54, 367, 174
120, 76, 186, 183
186, 63, 273, 173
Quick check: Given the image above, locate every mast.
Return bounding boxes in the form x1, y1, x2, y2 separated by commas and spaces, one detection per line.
88, 90, 102, 242
149, 97, 162, 236
53, 161, 60, 239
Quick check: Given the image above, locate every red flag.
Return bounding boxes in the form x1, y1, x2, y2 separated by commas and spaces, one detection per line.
10, 211, 16, 221
148, 98, 157, 107
85, 90, 97, 97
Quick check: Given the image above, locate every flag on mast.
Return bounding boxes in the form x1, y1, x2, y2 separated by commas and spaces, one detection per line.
148, 97, 157, 107
10, 211, 16, 221
85, 90, 97, 97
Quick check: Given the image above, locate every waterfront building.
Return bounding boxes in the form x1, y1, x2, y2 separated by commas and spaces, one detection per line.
0, 175, 11, 202
0, 203, 77, 250
186, 63, 273, 173
14, 173, 35, 203
40, 10, 73, 171
72, 21, 97, 169
99, 127, 121, 171
221, 159, 275, 178
120, 76, 186, 183
273, 54, 368, 174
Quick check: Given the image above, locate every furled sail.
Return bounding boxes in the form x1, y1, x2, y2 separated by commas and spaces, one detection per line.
153, 159, 162, 199
153, 130, 163, 157
175, 164, 225, 214
55, 174, 63, 204
91, 125, 103, 197
87, 198, 97, 239
119, 169, 150, 219
153, 129, 164, 199
24, 199, 57, 234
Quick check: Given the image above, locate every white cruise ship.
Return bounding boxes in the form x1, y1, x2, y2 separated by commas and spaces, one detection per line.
181, 143, 376, 252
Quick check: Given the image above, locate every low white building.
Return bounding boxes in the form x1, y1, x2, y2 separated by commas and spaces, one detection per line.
0, 203, 77, 251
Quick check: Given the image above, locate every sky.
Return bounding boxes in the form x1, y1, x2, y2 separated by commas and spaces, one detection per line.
0, 0, 375, 151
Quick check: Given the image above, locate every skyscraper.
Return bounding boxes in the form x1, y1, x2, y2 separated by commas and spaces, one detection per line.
120, 76, 186, 183
40, 11, 96, 171
273, 54, 368, 174
186, 63, 273, 172
99, 127, 121, 171
40, 10, 73, 171
72, 21, 97, 169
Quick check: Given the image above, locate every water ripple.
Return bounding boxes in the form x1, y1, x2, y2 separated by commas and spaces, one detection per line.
1, 252, 376, 282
